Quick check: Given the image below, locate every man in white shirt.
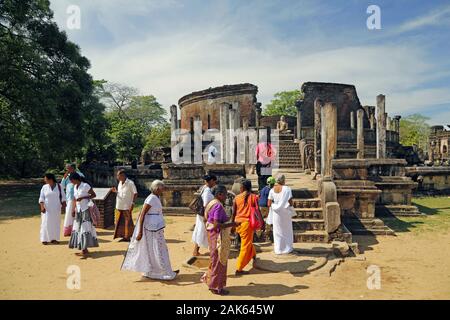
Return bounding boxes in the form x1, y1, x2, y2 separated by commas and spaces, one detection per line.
111, 169, 138, 241
192, 174, 217, 256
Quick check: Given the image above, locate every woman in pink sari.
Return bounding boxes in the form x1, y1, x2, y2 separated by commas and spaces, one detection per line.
202, 185, 238, 295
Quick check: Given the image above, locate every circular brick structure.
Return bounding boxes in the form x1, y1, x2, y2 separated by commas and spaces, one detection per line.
178, 83, 258, 132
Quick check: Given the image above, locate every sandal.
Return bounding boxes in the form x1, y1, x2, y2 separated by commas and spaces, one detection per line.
235, 270, 250, 276
210, 289, 230, 296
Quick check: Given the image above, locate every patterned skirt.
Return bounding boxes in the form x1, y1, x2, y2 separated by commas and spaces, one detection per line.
69, 209, 99, 250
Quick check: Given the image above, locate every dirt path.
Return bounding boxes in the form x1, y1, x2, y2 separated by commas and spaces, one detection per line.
0, 215, 449, 299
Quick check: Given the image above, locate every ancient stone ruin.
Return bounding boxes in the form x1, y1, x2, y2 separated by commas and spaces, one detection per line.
82, 81, 450, 252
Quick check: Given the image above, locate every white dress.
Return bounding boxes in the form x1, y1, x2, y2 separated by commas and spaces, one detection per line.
38, 184, 65, 242
191, 186, 212, 249
268, 186, 294, 255
121, 194, 177, 280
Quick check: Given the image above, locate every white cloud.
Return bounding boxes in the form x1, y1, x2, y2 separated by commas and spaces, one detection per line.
395, 5, 450, 34
49, 0, 450, 124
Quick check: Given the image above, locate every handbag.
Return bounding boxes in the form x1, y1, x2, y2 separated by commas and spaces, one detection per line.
189, 188, 206, 217
88, 200, 100, 226
249, 194, 265, 230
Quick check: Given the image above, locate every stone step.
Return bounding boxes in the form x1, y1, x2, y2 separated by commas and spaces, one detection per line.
292, 189, 319, 199
292, 218, 325, 231
292, 198, 321, 209
293, 230, 329, 243
293, 207, 323, 219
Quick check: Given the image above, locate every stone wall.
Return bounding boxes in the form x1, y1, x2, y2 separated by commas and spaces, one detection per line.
429, 125, 450, 163
178, 83, 258, 132
300, 82, 365, 129
406, 166, 450, 194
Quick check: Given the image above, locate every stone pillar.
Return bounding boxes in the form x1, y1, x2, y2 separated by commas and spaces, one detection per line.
170, 104, 178, 132
321, 102, 338, 178
376, 95, 386, 159
386, 116, 392, 131
368, 107, 375, 130
220, 103, 229, 164
394, 115, 401, 133
357, 108, 365, 159
193, 116, 202, 164
350, 111, 355, 129
296, 101, 302, 140
228, 108, 237, 163
314, 98, 323, 176
255, 102, 262, 127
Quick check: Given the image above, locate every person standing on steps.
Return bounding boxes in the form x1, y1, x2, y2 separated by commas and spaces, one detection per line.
267, 174, 294, 255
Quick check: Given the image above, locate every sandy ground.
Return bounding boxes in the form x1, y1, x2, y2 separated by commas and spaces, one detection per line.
0, 215, 449, 300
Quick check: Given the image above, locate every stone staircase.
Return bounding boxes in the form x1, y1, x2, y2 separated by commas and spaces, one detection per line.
290, 190, 328, 243
278, 141, 302, 169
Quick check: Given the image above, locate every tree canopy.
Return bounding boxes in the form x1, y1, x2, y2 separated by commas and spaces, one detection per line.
0, 2, 171, 177
399, 114, 430, 151
0, 0, 106, 177
263, 90, 303, 117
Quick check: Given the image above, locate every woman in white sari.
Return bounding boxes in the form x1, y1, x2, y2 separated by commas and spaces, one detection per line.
122, 180, 179, 280
267, 174, 294, 255
38, 173, 66, 245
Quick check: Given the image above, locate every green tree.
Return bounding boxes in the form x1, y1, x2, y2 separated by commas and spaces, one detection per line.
99, 81, 169, 162
0, 0, 106, 177
399, 114, 430, 151
106, 113, 144, 164
144, 123, 171, 152
263, 90, 303, 117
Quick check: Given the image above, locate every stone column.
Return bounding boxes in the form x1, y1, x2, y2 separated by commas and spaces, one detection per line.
228, 108, 237, 163
386, 116, 392, 131
220, 103, 229, 164
193, 116, 202, 164
394, 115, 401, 133
350, 111, 355, 129
296, 101, 303, 140
376, 94, 387, 159
170, 104, 178, 132
170, 105, 178, 150
357, 108, 365, 159
321, 102, 338, 179
255, 102, 262, 127
368, 107, 375, 130
314, 98, 323, 175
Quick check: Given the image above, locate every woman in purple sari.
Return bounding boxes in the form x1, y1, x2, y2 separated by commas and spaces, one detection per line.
202, 185, 239, 295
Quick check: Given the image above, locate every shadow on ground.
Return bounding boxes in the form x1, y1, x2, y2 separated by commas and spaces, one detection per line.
227, 283, 309, 298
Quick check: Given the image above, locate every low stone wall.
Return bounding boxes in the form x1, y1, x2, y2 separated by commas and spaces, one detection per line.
405, 166, 450, 194
81, 164, 163, 196
332, 159, 419, 217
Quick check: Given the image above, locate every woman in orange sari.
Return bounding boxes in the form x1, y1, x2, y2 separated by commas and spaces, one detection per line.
232, 179, 258, 275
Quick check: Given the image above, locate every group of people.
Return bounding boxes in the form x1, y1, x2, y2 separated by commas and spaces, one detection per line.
189, 173, 295, 295
38, 164, 99, 257
38, 163, 295, 295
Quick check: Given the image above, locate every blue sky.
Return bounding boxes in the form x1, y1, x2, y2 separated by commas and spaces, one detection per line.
50, 0, 450, 124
